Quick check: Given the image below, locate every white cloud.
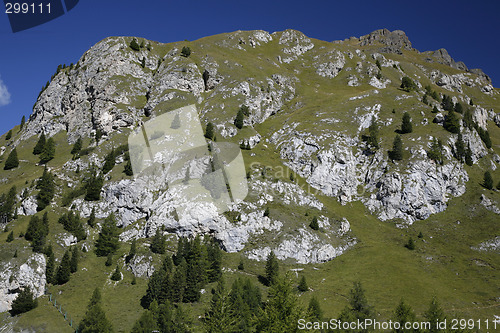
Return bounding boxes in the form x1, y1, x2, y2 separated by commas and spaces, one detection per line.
0, 75, 11, 106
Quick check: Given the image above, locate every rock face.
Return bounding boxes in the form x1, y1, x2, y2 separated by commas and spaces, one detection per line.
358, 29, 413, 54
127, 255, 155, 278
480, 194, 500, 214
0, 254, 46, 313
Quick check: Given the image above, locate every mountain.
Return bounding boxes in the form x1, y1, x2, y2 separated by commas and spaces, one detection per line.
0, 29, 499, 332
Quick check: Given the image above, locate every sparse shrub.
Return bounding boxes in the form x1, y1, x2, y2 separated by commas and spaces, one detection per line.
400, 76, 416, 92
181, 46, 191, 57
111, 265, 121, 281
6, 231, 14, 242
404, 237, 415, 250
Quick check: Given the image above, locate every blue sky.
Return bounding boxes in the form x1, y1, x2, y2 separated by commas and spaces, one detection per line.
0, 0, 499, 136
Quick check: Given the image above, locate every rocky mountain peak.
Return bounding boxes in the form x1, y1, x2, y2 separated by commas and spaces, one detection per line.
358, 28, 413, 54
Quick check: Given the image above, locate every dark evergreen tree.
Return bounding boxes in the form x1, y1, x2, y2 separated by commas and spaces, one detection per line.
367, 118, 379, 149
401, 112, 413, 134
33, 133, 46, 155
239, 104, 250, 116
483, 171, 494, 190
308, 296, 323, 321
36, 167, 55, 211
70, 246, 79, 273
25, 214, 48, 251
10, 287, 38, 316
229, 277, 261, 333
257, 275, 304, 332
298, 275, 308, 292
180, 46, 191, 57
392, 298, 419, 333
45, 246, 55, 284
237, 258, 244, 271
454, 102, 463, 114
84, 168, 104, 201
234, 109, 244, 129
94, 214, 120, 256
105, 253, 113, 267
443, 111, 460, 133
400, 77, 416, 92
20, 115, 25, 130
6, 231, 14, 242
427, 138, 443, 165
0, 186, 17, 222
58, 211, 86, 241
126, 239, 137, 264
338, 281, 375, 332
4, 148, 19, 170
171, 259, 187, 303
173, 237, 188, 266
389, 135, 403, 161
78, 288, 114, 333
423, 297, 446, 333
404, 237, 416, 250
375, 59, 381, 70
55, 250, 71, 285
131, 310, 158, 333
309, 216, 319, 231
123, 158, 133, 176
454, 134, 466, 163
130, 39, 140, 51
71, 137, 83, 155
203, 279, 236, 333
477, 127, 492, 149
184, 236, 207, 302
88, 207, 96, 227
39, 137, 56, 164
265, 251, 279, 286
463, 109, 475, 130
206, 238, 222, 283
141, 57, 146, 69
111, 265, 121, 281
204, 122, 215, 140
441, 94, 454, 112
150, 229, 166, 254
263, 207, 270, 217
5, 130, 12, 140
432, 106, 439, 113
102, 149, 116, 174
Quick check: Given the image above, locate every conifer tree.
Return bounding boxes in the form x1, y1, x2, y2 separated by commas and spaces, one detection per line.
111, 265, 121, 281
454, 133, 466, 162
427, 138, 443, 164
308, 296, 323, 321
298, 275, 308, 292
84, 167, 104, 201
401, 112, 413, 134
203, 279, 236, 333
405, 237, 416, 250
184, 236, 207, 302
102, 149, 116, 174
6, 231, 14, 242
463, 109, 475, 129
33, 133, 46, 155
180, 46, 191, 57
36, 167, 55, 211
432, 106, 439, 113
71, 137, 82, 155
39, 137, 55, 164
78, 288, 114, 333
477, 127, 492, 149
443, 111, 460, 134
130, 39, 140, 51
126, 239, 137, 264
441, 94, 454, 112
5, 130, 12, 140
131, 310, 158, 333
234, 109, 244, 129
150, 229, 166, 254
0, 186, 17, 222
45, 246, 55, 284
338, 281, 375, 329
70, 246, 79, 273
87, 207, 96, 227
454, 102, 463, 114
95, 214, 120, 256
483, 171, 494, 190
392, 298, 418, 333
4, 148, 19, 170
265, 251, 279, 286
205, 122, 215, 140
171, 258, 187, 303
206, 238, 222, 283
367, 117, 379, 149
55, 250, 71, 285
400, 77, 416, 92
20, 116, 25, 130
123, 158, 133, 176
309, 216, 319, 231
389, 135, 403, 161
105, 253, 113, 267
264, 207, 270, 217
424, 297, 446, 333
10, 287, 38, 316
228, 277, 261, 332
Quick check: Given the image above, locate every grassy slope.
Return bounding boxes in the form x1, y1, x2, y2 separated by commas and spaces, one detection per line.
0, 30, 499, 331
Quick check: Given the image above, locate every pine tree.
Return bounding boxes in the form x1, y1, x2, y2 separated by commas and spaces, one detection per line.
46, 247, 55, 284
123, 158, 133, 176
338, 281, 375, 329
102, 149, 116, 174
126, 239, 137, 264
443, 111, 460, 134
205, 122, 215, 140
33, 133, 46, 155
432, 106, 439, 113
228, 277, 261, 332
265, 251, 279, 286
171, 113, 181, 129
0, 186, 17, 222
441, 94, 454, 112
401, 112, 413, 134
389, 135, 403, 161
130, 39, 140, 51
454, 133, 466, 163
6, 231, 14, 242
477, 127, 492, 149
131, 310, 158, 333
84, 168, 104, 201
263, 207, 270, 217
206, 238, 222, 283
309, 216, 319, 231
424, 297, 446, 333
95, 214, 120, 256
257, 274, 304, 332
367, 117, 379, 149
71, 137, 82, 155
105, 253, 113, 266
298, 275, 308, 292
111, 265, 121, 281
70, 246, 79, 273
238, 258, 244, 271
427, 138, 443, 164
483, 171, 494, 190
404, 237, 416, 250
203, 279, 236, 333
150, 229, 166, 254
5, 130, 12, 140
184, 236, 207, 302
171, 259, 187, 303
20, 115, 25, 130
140, 57, 146, 69
78, 288, 114, 333
4, 148, 19, 170
234, 109, 244, 129
392, 298, 418, 333
39, 137, 55, 164
55, 250, 71, 285
88, 207, 96, 227
10, 287, 38, 316
463, 109, 475, 130
36, 167, 55, 211
400, 77, 416, 92
180, 46, 191, 57
454, 102, 463, 114
308, 296, 323, 321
